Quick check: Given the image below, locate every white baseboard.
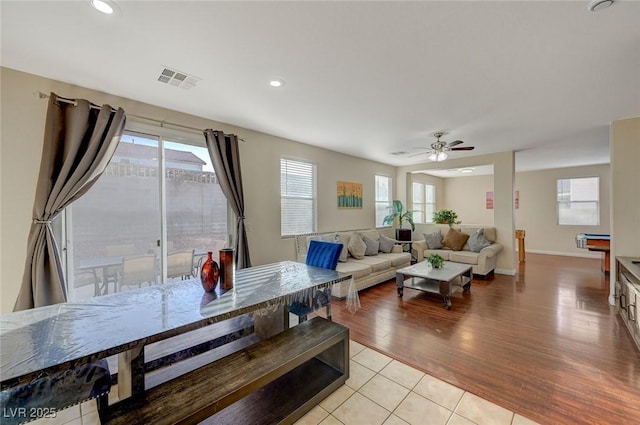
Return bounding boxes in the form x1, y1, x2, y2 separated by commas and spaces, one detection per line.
608, 294, 616, 306
524, 249, 600, 259
495, 268, 516, 276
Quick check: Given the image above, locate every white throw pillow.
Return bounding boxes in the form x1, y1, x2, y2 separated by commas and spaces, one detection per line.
348, 233, 367, 259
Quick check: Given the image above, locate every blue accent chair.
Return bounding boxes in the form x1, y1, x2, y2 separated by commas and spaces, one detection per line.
289, 240, 343, 322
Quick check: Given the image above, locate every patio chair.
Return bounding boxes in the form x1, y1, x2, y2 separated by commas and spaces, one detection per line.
167, 249, 195, 280
119, 254, 157, 291
289, 239, 342, 322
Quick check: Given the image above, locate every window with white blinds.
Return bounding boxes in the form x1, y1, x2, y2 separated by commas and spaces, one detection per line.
557, 177, 599, 225
375, 175, 392, 227
281, 158, 317, 236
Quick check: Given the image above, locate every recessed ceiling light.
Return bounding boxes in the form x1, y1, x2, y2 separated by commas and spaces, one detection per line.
460, 168, 474, 174
269, 79, 285, 88
588, 0, 614, 12
91, 0, 115, 14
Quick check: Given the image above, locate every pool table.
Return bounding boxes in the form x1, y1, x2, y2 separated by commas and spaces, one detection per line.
576, 233, 610, 273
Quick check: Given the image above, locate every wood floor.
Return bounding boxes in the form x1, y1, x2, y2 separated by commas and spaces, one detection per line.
330, 254, 640, 425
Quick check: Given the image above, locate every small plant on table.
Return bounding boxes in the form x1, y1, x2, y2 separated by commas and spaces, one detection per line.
427, 253, 444, 269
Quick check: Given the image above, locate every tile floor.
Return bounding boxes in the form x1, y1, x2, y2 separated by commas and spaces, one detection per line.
28, 341, 541, 425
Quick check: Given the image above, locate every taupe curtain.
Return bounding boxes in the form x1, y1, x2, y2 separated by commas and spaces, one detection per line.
204, 130, 251, 269
14, 93, 126, 311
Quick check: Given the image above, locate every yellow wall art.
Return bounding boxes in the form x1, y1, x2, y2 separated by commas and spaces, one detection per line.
337, 181, 363, 208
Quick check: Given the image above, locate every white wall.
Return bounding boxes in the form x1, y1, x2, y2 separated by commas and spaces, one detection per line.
515, 164, 610, 257
0, 67, 395, 313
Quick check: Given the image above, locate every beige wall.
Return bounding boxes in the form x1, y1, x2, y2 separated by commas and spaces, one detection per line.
443, 174, 495, 226
610, 117, 640, 302
0, 68, 395, 313
515, 164, 611, 256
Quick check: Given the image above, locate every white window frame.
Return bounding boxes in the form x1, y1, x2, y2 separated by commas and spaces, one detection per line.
281, 157, 317, 236
557, 176, 600, 226
375, 174, 393, 228
412, 182, 436, 224
412, 181, 425, 224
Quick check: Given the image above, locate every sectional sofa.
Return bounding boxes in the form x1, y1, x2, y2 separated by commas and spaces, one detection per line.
294, 229, 411, 298
413, 225, 503, 277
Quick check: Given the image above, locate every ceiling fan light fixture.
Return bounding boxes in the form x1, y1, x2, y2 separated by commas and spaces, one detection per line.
91, 0, 116, 14
428, 152, 447, 162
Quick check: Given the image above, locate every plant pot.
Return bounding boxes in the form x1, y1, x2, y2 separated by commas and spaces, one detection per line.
396, 228, 411, 242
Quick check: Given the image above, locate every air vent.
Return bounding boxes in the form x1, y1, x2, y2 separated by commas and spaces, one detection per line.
390, 151, 408, 156
157, 67, 200, 90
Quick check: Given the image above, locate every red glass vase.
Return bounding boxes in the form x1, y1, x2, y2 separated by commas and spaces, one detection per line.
200, 251, 219, 292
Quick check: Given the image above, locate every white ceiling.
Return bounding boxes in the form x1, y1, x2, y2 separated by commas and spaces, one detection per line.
1, 1, 639, 173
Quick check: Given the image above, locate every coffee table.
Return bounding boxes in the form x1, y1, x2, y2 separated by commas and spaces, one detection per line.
396, 261, 472, 309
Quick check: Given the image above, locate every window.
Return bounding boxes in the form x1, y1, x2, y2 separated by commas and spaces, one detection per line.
557, 177, 599, 225
281, 158, 316, 236
375, 175, 392, 227
412, 182, 436, 223
63, 128, 229, 301
412, 182, 424, 223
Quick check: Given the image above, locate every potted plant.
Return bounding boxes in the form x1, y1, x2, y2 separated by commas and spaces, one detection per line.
383, 200, 415, 241
433, 209, 460, 227
427, 253, 444, 269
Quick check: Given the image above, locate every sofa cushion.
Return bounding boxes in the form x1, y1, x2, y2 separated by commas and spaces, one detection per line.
358, 230, 380, 242
424, 231, 443, 249
378, 234, 396, 253
468, 229, 492, 253
449, 251, 480, 265
424, 249, 451, 260
442, 228, 469, 251
335, 261, 372, 280
358, 256, 392, 272
378, 252, 411, 267
482, 227, 497, 242
363, 235, 379, 256
348, 233, 367, 259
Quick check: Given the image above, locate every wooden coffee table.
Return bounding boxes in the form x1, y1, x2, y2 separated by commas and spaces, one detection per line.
396, 261, 472, 309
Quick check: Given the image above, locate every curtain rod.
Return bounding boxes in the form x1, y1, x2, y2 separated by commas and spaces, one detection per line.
37, 91, 245, 142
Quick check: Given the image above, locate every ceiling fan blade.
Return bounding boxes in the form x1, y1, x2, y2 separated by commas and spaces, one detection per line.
451, 146, 475, 151
448, 140, 464, 147
408, 151, 430, 158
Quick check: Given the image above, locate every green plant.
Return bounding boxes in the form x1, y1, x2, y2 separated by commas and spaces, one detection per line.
433, 209, 460, 227
427, 253, 444, 268
382, 200, 415, 231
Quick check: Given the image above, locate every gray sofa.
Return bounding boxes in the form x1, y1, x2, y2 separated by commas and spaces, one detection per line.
295, 229, 411, 298
413, 225, 503, 277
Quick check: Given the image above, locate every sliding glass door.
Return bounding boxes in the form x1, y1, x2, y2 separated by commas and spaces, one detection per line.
164, 140, 228, 282
64, 127, 228, 301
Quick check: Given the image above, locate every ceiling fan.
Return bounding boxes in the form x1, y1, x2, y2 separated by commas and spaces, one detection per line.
411, 132, 475, 161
